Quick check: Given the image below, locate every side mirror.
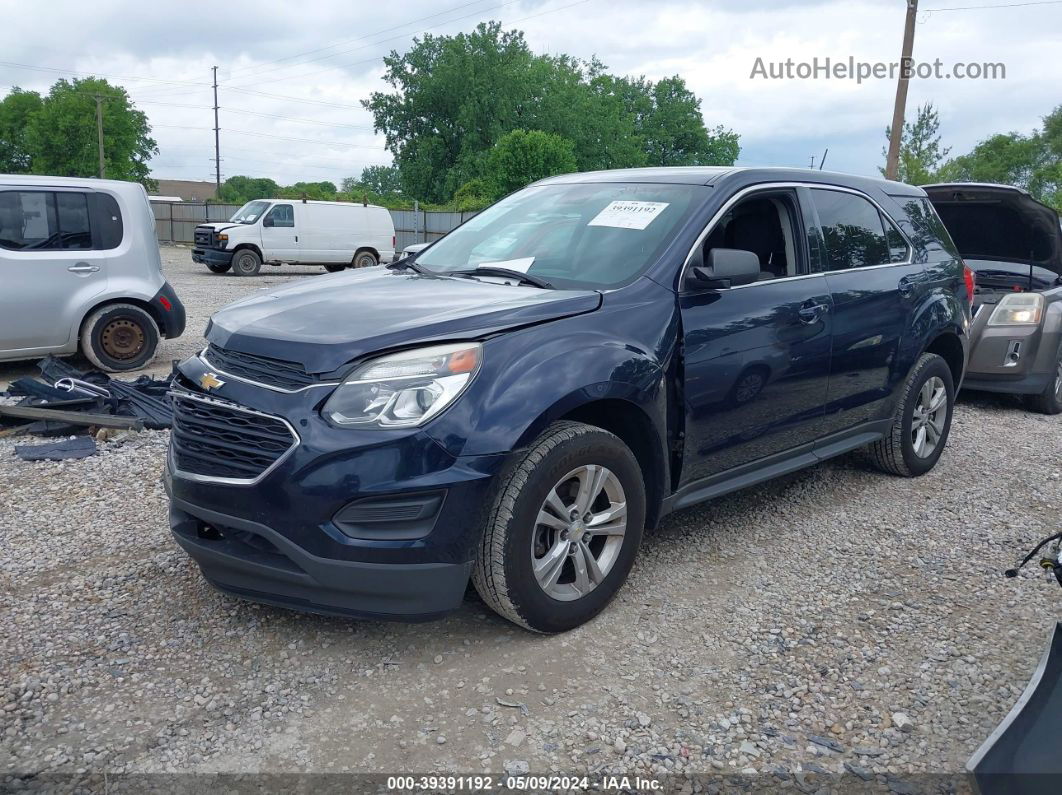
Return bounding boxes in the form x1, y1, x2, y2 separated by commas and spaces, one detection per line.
262, 216, 274, 228
686, 248, 761, 290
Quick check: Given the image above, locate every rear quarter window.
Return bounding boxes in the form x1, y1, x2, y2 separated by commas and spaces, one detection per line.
95, 193, 124, 249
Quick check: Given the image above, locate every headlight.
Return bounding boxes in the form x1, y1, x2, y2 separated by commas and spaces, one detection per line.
322, 342, 481, 428
987, 293, 1043, 326
217, 233, 228, 247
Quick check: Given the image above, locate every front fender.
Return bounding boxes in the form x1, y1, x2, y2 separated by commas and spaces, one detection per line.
425, 279, 679, 458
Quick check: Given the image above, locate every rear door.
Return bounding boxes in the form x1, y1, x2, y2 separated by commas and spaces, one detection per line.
0, 188, 107, 355
260, 202, 298, 261
807, 187, 928, 435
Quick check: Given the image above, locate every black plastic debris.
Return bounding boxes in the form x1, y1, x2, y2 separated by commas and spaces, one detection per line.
0, 356, 175, 435
14, 436, 98, 461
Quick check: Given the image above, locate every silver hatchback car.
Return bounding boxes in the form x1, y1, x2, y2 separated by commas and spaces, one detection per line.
0, 175, 185, 372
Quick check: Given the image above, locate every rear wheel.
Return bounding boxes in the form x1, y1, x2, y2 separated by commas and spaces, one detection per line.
353, 250, 378, 268
472, 421, 645, 633
81, 303, 160, 372
232, 249, 262, 277
324, 263, 347, 273
1025, 343, 1062, 415
206, 261, 231, 274
867, 352, 955, 477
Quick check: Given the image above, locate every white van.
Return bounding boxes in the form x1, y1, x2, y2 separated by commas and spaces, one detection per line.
192, 199, 396, 276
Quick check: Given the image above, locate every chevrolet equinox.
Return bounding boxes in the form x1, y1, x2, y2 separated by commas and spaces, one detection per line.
165, 167, 972, 633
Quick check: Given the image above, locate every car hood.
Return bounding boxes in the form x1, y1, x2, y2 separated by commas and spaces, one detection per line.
196, 222, 242, 233
924, 183, 1062, 276
206, 266, 602, 374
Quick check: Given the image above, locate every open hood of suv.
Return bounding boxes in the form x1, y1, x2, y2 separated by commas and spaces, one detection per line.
206, 266, 602, 374
924, 183, 1062, 278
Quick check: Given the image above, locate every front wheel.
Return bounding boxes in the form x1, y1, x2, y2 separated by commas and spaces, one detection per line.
231, 249, 262, 277
1025, 343, 1062, 415
472, 421, 645, 633
324, 263, 347, 273
206, 261, 231, 274
867, 352, 955, 477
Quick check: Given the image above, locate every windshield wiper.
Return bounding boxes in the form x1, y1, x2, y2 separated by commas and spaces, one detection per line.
448, 267, 554, 289
388, 257, 426, 273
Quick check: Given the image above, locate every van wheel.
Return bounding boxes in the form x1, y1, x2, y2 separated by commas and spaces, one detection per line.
353, 250, 378, 268
1025, 343, 1062, 415
472, 421, 645, 633
324, 263, 347, 273
206, 262, 231, 274
867, 352, 955, 477
232, 249, 262, 276
81, 303, 160, 373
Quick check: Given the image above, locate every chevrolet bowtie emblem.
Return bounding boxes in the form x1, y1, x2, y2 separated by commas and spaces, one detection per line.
199, 372, 225, 391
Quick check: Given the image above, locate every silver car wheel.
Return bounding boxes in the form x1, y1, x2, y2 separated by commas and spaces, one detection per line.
531, 465, 627, 602
911, 375, 947, 458
1054, 358, 1062, 403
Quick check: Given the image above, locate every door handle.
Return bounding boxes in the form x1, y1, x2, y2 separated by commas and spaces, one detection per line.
798, 301, 829, 324
67, 263, 100, 274
897, 276, 915, 297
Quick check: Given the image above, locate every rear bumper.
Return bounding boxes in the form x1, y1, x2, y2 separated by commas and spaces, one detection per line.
167, 485, 474, 621
152, 281, 186, 339
192, 247, 233, 266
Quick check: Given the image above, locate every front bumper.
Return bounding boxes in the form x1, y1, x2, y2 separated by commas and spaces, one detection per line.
963, 310, 1057, 395
165, 356, 507, 620
192, 247, 234, 266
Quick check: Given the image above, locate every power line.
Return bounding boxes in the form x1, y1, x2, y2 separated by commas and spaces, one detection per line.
0, 60, 210, 89
224, 0, 499, 79
220, 127, 386, 149
923, 0, 1062, 8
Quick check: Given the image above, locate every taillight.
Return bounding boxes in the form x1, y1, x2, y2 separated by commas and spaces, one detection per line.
392, 235, 396, 248
159, 296, 173, 312
963, 262, 975, 306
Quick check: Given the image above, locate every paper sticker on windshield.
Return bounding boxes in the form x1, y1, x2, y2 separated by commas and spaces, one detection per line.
588, 201, 670, 230
478, 257, 535, 273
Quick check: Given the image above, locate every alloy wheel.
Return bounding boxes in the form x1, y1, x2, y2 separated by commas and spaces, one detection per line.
911, 375, 947, 458
1054, 357, 1062, 403
531, 465, 627, 601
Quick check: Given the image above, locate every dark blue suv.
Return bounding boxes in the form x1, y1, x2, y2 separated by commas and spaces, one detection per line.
165, 167, 972, 633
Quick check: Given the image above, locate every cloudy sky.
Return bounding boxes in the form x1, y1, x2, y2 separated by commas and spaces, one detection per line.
1, 0, 1058, 188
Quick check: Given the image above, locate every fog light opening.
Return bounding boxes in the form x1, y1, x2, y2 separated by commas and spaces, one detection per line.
197, 522, 223, 540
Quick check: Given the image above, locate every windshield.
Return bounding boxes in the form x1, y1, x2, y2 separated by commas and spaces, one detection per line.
416, 182, 707, 289
229, 200, 271, 224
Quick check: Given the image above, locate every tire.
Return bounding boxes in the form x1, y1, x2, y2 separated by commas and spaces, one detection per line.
867, 353, 955, 477
206, 261, 231, 274
1025, 342, 1062, 415
231, 249, 262, 277
353, 250, 378, 269
81, 303, 160, 373
472, 421, 646, 633
324, 263, 347, 273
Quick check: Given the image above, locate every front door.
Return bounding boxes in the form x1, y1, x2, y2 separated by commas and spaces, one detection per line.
260, 202, 298, 261
679, 189, 834, 485
0, 189, 107, 355
805, 187, 928, 435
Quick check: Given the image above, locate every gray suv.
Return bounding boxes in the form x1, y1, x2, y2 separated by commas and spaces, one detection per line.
0, 176, 185, 372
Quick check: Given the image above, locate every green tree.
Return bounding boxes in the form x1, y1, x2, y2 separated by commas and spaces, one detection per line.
217, 175, 281, 203
0, 88, 44, 172
279, 180, 338, 200
482, 129, 577, 197
606, 75, 740, 166
358, 165, 402, 194
938, 104, 1062, 208
880, 102, 950, 185
364, 22, 737, 203
22, 78, 157, 186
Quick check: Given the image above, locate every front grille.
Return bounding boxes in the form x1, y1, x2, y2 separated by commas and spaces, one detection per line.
193, 226, 213, 247
204, 344, 315, 391
170, 392, 297, 481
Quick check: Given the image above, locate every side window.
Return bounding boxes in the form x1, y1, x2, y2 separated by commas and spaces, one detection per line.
811, 189, 890, 271
0, 191, 58, 250
880, 211, 910, 263
265, 204, 294, 227
96, 193, 124, 250
56, 192, 92, 249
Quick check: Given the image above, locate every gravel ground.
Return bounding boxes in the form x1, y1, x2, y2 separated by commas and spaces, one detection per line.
2, 249, 1061, 790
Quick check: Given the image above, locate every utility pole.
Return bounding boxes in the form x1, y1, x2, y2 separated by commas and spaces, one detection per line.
94, 95, 105, 178
885, 0, 918, 181
212, 66, 221, 190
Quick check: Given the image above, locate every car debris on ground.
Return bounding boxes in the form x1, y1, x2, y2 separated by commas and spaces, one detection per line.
0, 356, 175, 456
